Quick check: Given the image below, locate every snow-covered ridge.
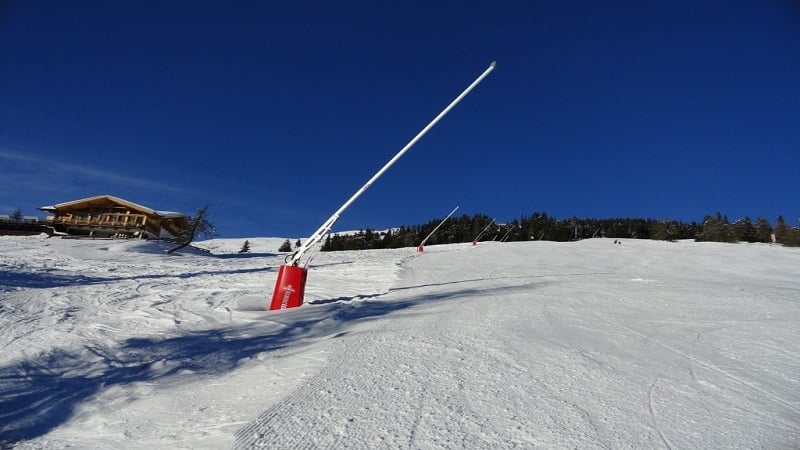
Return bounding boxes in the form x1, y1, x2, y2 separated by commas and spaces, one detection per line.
192, 237, 302, 254
1, 236, 798, 448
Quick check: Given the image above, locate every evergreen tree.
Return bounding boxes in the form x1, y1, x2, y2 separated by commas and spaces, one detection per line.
315, 211, 778, 251
295, 239, 302, 249
402, 227, 418, 248
10, 207, 23, 222
382, 229, 396, 248
732, 217, 758, 243
721, 214, 735, 242
787, 224, 800, 247
651, 220, 680, 241
774, 216, 790, 243
774, 216, 800, 246
754, 217, 772, 243
697, 213, 733, 242
239, 240, 251, 253
366, 229, 376, 247
279, 239, 292, 252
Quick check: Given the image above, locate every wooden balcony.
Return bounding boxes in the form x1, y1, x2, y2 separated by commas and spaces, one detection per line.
51, 213, 148, 228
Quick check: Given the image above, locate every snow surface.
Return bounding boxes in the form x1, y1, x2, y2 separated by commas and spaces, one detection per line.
1, 235, 798, 449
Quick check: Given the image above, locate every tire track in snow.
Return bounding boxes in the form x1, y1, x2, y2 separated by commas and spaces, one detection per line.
234, 247, 604, 449
618, 324, 800, 420
648, 377, 673, 450
232, 328, 443, 449
233, 292, 499, 448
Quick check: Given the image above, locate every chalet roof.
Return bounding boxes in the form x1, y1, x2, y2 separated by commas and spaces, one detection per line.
38, 195, 186, 219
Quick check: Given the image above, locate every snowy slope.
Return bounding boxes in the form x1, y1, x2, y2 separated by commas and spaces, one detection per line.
1, 236, 798, 449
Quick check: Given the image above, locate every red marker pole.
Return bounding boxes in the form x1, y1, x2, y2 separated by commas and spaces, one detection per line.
269, 61, 497, 310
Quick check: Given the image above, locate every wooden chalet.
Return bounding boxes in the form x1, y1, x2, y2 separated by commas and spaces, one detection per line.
38, 195, 189, 239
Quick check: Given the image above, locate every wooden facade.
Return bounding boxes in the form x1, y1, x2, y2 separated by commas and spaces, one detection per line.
38, 195, 189, 239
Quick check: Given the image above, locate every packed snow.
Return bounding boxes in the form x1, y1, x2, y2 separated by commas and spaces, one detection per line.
1, 235, 798, 449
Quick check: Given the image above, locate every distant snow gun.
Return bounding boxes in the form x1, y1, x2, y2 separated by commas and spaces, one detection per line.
472, 219, 495, 246
416, 206, 459, 253
417, 206, 458, 253
269, 61, 497, 311
500, 223, 516, 242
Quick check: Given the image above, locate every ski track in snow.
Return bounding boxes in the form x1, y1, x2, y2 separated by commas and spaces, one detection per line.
233, 241, 800, 449
1, 236, 799, 449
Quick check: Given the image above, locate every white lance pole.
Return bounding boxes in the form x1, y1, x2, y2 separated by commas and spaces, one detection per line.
500, 224, 516, 242
419, 205, 460, 248
473, 219, 495, 242
287, 61, 497, 267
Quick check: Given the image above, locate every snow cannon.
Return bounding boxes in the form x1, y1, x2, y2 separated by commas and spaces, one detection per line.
269, 264, 308, 310
268, 61, 497, 311
472, 219, 495, 246
417, 206, 459, 253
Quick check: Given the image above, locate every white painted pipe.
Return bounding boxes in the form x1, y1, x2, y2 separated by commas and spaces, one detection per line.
288, 61, 497, 266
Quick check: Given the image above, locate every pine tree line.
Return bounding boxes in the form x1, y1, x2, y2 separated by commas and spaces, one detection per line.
321, 212, 800, 251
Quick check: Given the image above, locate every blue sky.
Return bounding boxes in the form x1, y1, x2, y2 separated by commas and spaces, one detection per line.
2, 1, 799, 237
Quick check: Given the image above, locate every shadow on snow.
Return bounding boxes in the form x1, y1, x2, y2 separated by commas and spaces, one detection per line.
0, 281, 499, 446
0, 266, 276, 290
